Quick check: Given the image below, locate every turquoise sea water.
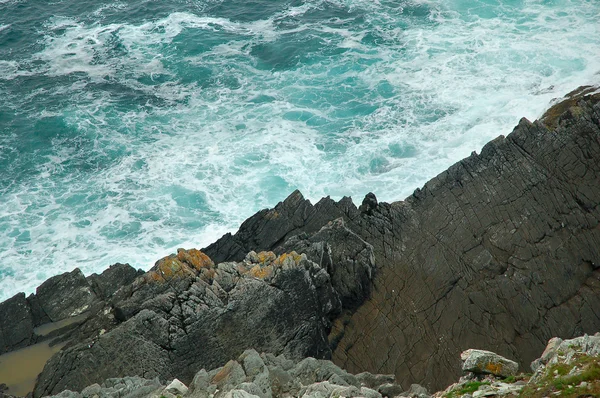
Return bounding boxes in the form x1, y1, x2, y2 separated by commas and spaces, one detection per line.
0, 0, 599, 300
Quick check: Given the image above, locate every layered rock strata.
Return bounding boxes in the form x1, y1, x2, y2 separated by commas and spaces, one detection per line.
32, 247, 373, 397
203, 89, 600, 389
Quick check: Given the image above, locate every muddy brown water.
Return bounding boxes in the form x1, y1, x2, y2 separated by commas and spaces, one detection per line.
0, 340, 67, 396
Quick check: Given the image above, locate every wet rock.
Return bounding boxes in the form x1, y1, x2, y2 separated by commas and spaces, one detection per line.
87, 263, 143, 300
0, 293, 34, 354
36, 268, 97, 322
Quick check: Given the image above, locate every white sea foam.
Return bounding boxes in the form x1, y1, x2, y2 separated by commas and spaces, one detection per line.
1, 0, 600, 300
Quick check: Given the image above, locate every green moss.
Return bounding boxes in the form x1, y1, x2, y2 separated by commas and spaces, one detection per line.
445, 381, 490, 398
519, 355, 600, 398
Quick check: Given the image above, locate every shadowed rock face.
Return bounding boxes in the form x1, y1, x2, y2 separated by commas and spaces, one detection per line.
204, 92, 600, 390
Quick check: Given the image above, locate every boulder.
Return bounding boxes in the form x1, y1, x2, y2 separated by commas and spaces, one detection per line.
0, 292, 34, 354
87, 263, 143, 300
164, 379, 188, 396
461, 349, 518, 378
35, 268, 98, 322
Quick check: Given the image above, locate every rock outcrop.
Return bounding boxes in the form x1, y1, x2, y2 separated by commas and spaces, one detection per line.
0, 264, 142, 356
460, 350, 518, 378
0, 88, 599, 396
437, 333, 600, 398
203, 89, 600, 390
41, 349, 407, 398
32, 249, 357, 397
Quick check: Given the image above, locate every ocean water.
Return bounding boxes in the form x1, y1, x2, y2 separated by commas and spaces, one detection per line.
0, 0, 599, 301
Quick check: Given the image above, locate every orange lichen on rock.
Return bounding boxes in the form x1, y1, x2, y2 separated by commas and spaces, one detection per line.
177, 248, 214, 271
146, 255, 195, 283
144, 248, 215, 284
257, 251, 276, 265
248, 264, 273, 279
274, 251, 303, 267
485, 362, 503, 374
211, 360, 236, 384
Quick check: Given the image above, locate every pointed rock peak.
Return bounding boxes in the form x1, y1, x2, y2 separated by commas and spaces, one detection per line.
359, 192, 378, 215
281, 189, 306, 207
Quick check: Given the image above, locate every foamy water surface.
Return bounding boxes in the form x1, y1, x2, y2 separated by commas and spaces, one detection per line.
0, 0, 599, 300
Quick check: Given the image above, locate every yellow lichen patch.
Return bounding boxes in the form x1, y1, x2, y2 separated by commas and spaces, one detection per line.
485, 362, 503, 375
177, 248, 214, 271
257, 251, 276, 265
274, 251, 302, 267
146, 256, 195, 283
248, 264, 273, 279
540, 86, 600, 129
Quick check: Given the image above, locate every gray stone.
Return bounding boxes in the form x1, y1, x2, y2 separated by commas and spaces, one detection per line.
36, 268, 98, 322
461, 350, 519, 378
355, 372, 395, 390
165, 379, 188, 396
360, 386, 383, 398
211, 360, 246, 393
0, 293, 34, 354
189, 369, 210, 394
223, 390, 260, 398
239, 350, 266, 378
291, 357, 359, 388
400, 384, 430, 398
377, 383, 403, 398
80, 384, 101, 398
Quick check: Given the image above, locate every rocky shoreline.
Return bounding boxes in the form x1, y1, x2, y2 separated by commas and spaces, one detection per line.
0, 87, 599, 397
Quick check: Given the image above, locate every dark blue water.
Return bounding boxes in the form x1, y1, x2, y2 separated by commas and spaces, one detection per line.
1, 0, 599, 300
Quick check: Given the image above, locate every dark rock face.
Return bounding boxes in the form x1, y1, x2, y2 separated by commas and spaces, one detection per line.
0, 263, 142, 396
35, 269, 98, 322
203, 93, 600, 390
35, 309, 174, 395
0, 293, 34, 355
87, 263, 144, 301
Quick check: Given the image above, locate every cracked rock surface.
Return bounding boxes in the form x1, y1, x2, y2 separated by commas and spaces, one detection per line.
203, 90, 600, 390
33, 250, 359, 397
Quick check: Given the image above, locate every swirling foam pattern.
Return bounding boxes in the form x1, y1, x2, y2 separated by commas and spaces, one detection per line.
0, 0, 599, 300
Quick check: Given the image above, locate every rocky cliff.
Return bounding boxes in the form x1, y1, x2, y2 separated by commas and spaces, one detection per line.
204, 87, 600, 389
0, 87, 599, 396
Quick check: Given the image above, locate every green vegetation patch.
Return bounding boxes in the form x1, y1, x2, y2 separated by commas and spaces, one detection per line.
445, 381, 490, 398
519, 355, 600, 398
